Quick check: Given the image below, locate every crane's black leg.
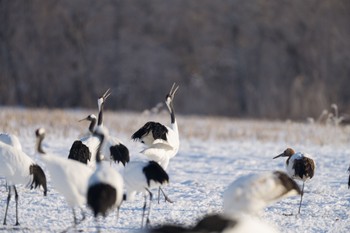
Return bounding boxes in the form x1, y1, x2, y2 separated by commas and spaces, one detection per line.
95, 217, 101, 233
298, 182, 305, 214
3, 186, 12, 225
79, 208, 86, 223
116, 207, 120, 223
14, 186, 19, 226
159, 187, 173, 203
141, 193, 147, 228
62, 208, 80, 232
157, 187, 161, 204
145, 188, 153, 228
72, 208, 77, 226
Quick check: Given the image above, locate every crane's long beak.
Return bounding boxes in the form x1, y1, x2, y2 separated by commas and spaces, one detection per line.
273, 153, 284, 159
78, 116, 89, 122
101, 88, 111, 100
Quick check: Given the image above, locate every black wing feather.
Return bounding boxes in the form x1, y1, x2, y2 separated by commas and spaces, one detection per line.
193, 214, 237, 232
150, 214, 237, 233
68, 140, 91, 164
29, 164, 48, 196
293, 157, 315, 179
143, 161, 169, 187
110, 144, 130, 166
132, 122, 168, 142
150, 225, 191, 233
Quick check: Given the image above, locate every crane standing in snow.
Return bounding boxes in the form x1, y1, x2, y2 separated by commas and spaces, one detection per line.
35, 128, 94, 228
0, 134, 47, 226
273, 148, 316, 214
87, 127, 124, 231
132, 83, 179, 202
68, 89, 129, 167
123, 160, 170, 228
132, 83, 180, 169
68, 90, 111, 166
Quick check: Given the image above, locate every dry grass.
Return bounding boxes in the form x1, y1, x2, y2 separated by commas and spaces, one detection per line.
1, 107, 350, 146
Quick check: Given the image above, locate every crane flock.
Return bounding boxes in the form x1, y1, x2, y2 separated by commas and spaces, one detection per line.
0, 83, 348, 232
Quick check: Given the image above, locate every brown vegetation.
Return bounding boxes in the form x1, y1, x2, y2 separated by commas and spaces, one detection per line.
1, 107, 349, 146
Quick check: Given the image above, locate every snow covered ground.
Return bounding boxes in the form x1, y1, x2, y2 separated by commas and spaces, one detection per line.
0, 107, 350, 232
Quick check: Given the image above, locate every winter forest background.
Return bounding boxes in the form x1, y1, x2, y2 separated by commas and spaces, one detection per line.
1, 0, 350, 120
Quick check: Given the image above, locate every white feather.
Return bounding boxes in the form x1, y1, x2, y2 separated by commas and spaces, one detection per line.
41, 154, 93, 207
0, 133, 22, 151
0, 141, 35, 187
223, 172, 300, 216
88, 161, 124, 208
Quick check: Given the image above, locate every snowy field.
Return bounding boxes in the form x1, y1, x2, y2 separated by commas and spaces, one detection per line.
0, 107, 350, 232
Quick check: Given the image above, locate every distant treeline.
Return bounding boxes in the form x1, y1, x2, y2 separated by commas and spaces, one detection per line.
1, 0, 349, 120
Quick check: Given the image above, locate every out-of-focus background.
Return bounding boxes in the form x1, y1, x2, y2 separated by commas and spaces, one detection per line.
1, 0, 349, 120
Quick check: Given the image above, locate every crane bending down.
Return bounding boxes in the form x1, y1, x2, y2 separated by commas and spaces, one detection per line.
149, 171, 301, 233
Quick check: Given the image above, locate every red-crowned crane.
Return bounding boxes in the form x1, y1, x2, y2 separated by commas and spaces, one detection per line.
68, 89, 129, 167
131, 83, 179, 202
132, 83, 180, 169
273, 148, 316, 214
149, 171, 300, 233
87, 127, 124, 232
0, 133, 23, 189
68, 89, 110, 167
0, 134, 47, 226
35, 128, 94, 229
79, 114, 97, 135
123, 160, 170, 228
78, 113, 129, 166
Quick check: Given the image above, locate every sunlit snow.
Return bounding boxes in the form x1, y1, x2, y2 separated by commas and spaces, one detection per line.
0, 108, 349, 232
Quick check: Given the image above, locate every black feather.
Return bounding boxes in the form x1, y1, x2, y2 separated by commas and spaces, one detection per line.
87, 183, 117, 217
150, 225, 191, 233
193, 214, 237, 232
29, 164, 47, 196
68, 141, 91, 164
150, 214, 237, 233
132, 122, 168, 142
143, 161, 169, 187
293, 157, 315, 179
110, 143, 130, 166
